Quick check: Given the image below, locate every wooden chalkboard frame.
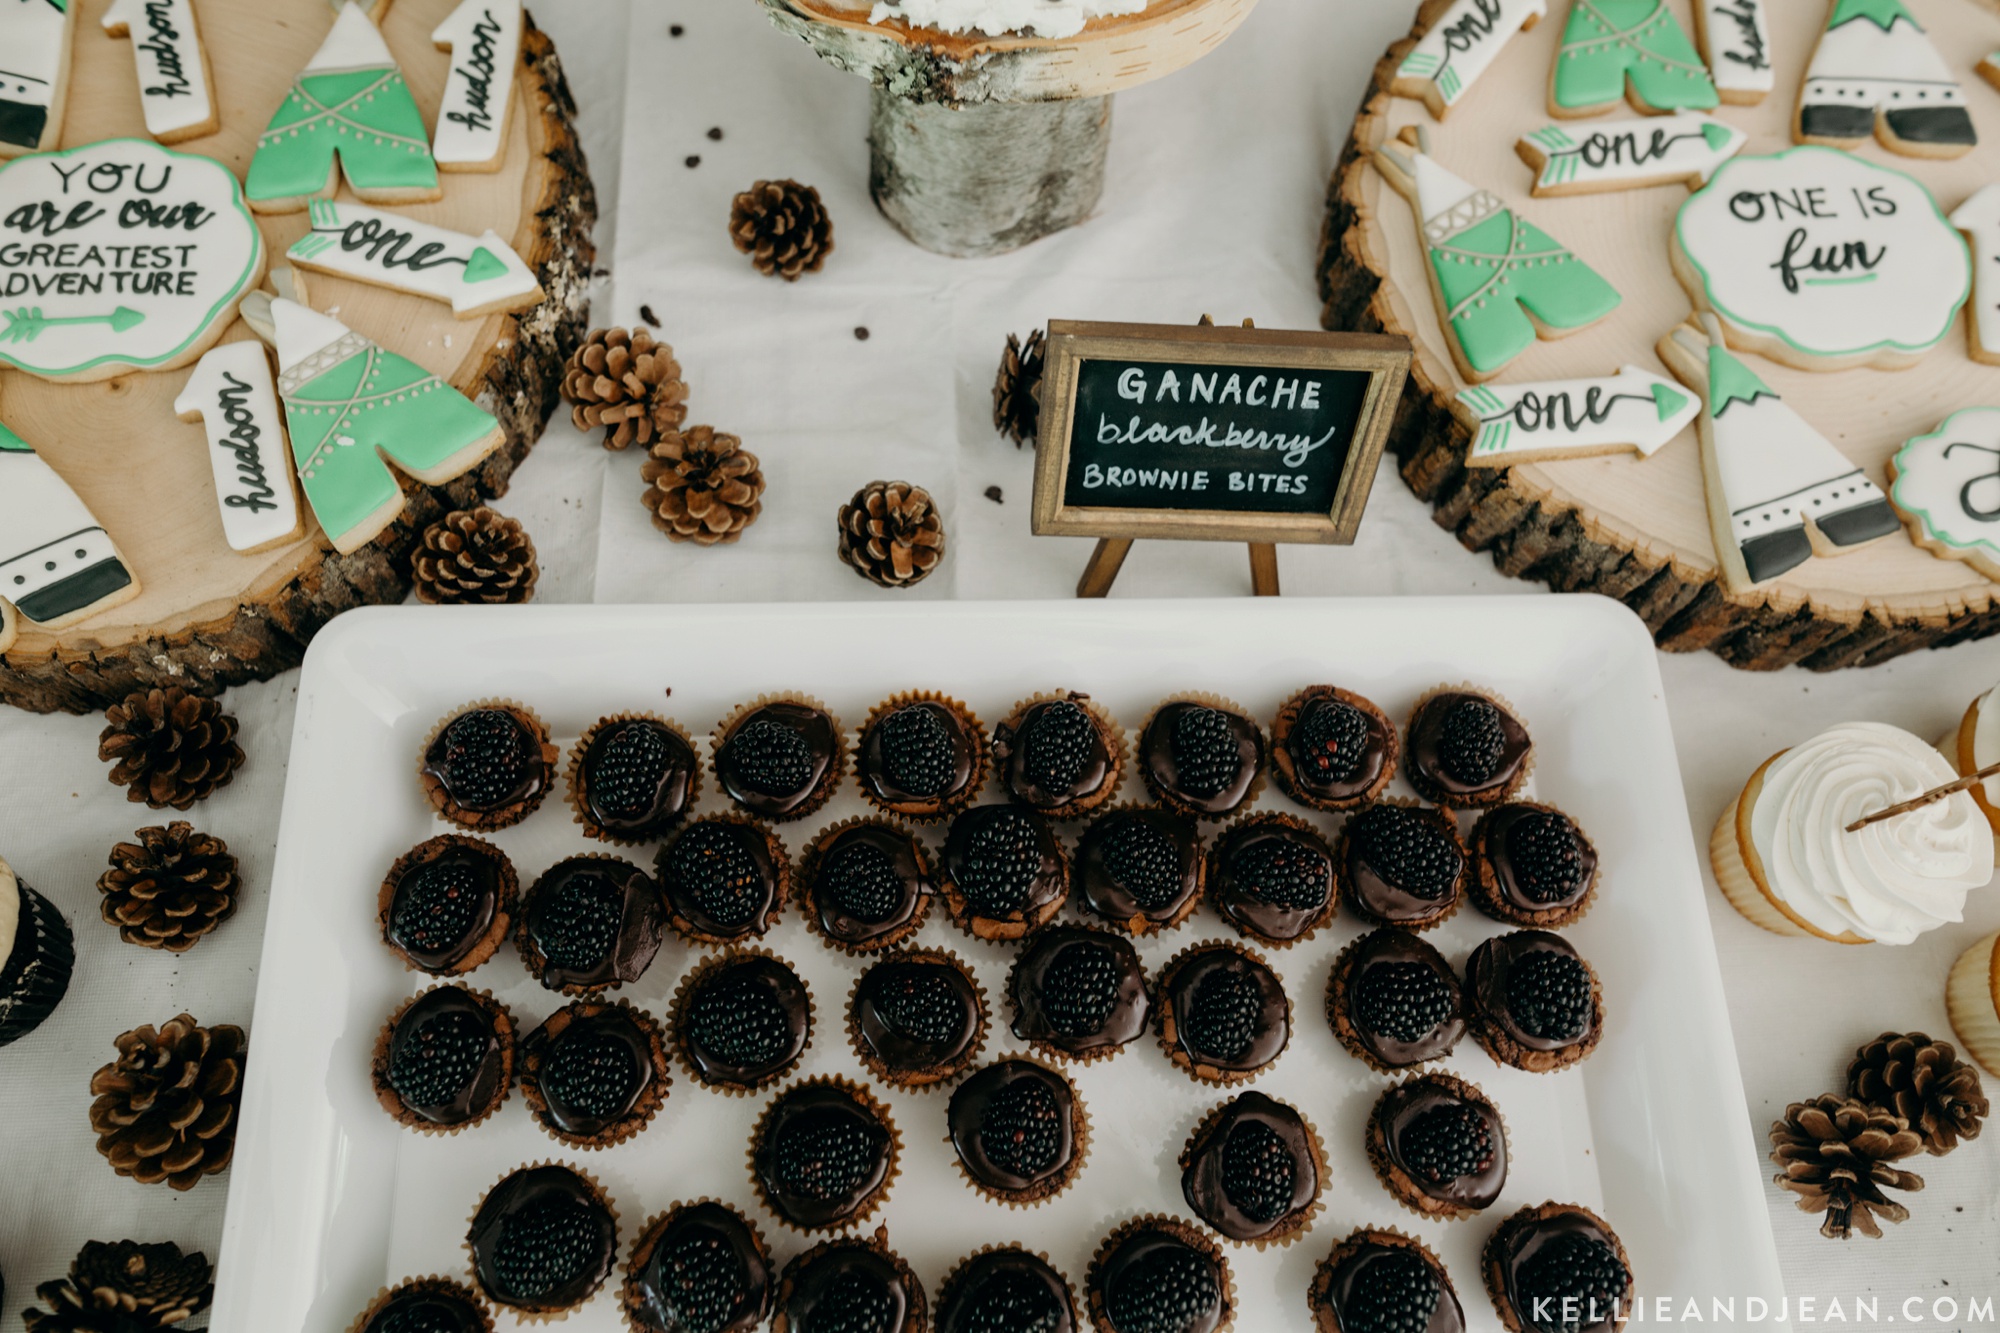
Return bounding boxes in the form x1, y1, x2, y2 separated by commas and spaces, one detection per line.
1030, 320, 1411, 545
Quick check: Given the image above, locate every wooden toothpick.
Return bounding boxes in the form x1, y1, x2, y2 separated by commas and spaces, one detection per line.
1845, 759, 2000, 833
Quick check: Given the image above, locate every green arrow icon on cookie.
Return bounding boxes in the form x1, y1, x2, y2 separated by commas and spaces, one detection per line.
0, 306, 147, 344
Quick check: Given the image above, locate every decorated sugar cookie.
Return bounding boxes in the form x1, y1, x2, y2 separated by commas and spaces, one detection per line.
101, 0, 217, 144
0, 418, 139, 653
431, 0, 522, 172
1518, 112, 1746, 195
1797, 0, 1974, 159
287, 200, 543, 318
245, 3, 441, 213
1671, 147, 1969, 372
0, 0, 77, 159
174, 341, 304, 554
1457, 365, 1697, 465
1373, 132, 1622, 382
269, 298, 504, 554
1658, 323, 1900, 590
1952, 185, 2000, 366
1693, 0, 1772, 104
1393, 0, 1547, 120
1549, 0, 1719, 119
0, 138, 264, 383
1889, 409, 2000, 580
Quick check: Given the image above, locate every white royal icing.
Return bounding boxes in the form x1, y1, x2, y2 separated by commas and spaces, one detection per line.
865, 0, 1147, 40
1458, 366, 1697, 462
0, 420, 136, 629
1520, 112, 1746, 193
1976, 685, 2000, 804
327, 0, 390, 17
1675, 147, 1969, 365
0, 0, 72, 157
309, 0, 397, 71
1800, 0, 1972, 152
1396, 0, 1547, 113
101, 0, 213, 143
1750, 721, 1992, 944
1700, 0, 1772, 98
1952, 185, 2000, 362
173, 341, 302, 553
1890, 408, 2000, 574
271, 296, 349, 374
287, 199, 541, 317
430, 0, 520, 168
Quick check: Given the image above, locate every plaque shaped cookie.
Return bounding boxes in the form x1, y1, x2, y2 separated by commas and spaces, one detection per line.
0, 0, 76, 159
1889, 408, 2000, 580
1797, 0, 1974, 160
0, 138, 264, 382
1393, 0, 1547, 120
1549, 0, 1719, 118
0, 419, 140, 652
1671, 146, 1970, 372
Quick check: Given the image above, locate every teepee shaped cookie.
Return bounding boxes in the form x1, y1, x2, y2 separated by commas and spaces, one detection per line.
0, 0, 75, 158
1549, 0, 1719, 118
1797, 0, 1974, 159
0, 420, 140, 652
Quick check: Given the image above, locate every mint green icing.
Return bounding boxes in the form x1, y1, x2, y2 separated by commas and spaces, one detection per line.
0, 421, 33, 453
1829, 0, 1917, 31
1555, 0, 1718, 112
248, 64, 438, 203
1651, 382, 1690, 420
463, 247, 508, 285
1426, 207, 1622, 376
1707, 344, 1774, 417
1701, 121, 1734, 152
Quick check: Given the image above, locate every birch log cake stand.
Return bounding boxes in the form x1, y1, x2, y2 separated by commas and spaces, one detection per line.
0, 0, 593, 714
752, 0, 1257, 256
1320, 0, 2000, 669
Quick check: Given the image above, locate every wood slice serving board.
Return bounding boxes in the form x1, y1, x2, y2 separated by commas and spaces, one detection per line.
0, 0, 595, 714
1319, 0, 2000, 670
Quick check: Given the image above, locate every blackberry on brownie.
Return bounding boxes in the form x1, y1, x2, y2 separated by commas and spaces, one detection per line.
1309, 1229, 1464, 1333
370, 984, 514, 1133
656, 816, 789, 946
516, 855, 665, 994
1086, 1217, 1233, 1333
1208, 813, 1336, 946
936, 1248, 1076, 1333
1405, 689, 1532, 810
751, 1079, 899, 1233
857, 694, 988, 822
1366, 1073, 1509, 1221
379, 835, 517, 976
799, 819, 934, 955
1008, 925, 1151, 1063
466, 1164, 620, 1316
1138, 698, 1266, 818
1075, 806, 1203, 936
774, 1233, 927, 1333
568, 714, 700, 844
1155, 942, 1291, 1086
421, 703, 558, 831
1466, 930, 1604, 1073
712, 699, 846, 823
622, 1201, 772, 1333
673, 951, 813, 1092
519, 999, 669, 1147
1271, 686, 1400, 812
1326, 927, 1465, 1071
947, 1058, 1088, 1204
1179, 1091, 1324, 1246
1470, 803, 1600, 929
849, 948, 987, 1089
350, 1277, 495, 1333
992, 693, 1124, 819
939, 804, 1069, 941
1482, 1203, 1632, 1333
1337, 802, 1467, 931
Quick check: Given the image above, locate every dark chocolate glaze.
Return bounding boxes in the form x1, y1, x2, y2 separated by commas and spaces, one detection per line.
716, 702, 839, 819
1407, 692, 1531, 800
1375, 1077, 1508, 1210
1161, 946, 1290, 1073
1479, 805, 1598, 914
1141, 701, 1265, 815
1494, 1210, 1630, 1333
1343, 806, 1464, 926
782, 1243, 912, 1333
860, 702, 979, 812
1467, 930, 1600, 1053
1335, 928, 1465, 1067
521, 857, 664, 991
942, 805, 1066, 923
631, 1203, 771, 1333
681, 955, 811, 1086
994, 699, 1113, 809
657, 818, 781, 941
1180, 1091, 1318, 1241
523, 1004, 656, 1137
467, 1165, 617, 1310
807, 823, 932, 946
362, 1286, 489, 1333
937, 1249, 1075, 1333
1009, 926, 1151, 1055
853, 956, 981, 1074
384, 987, 507, 1125
755, 1085, 893, 1230
579, 718, 696, 838
385, 842, 505, 971
1076, 807, 1201, 928
423, 708, 549, 813
1280, 689, 1396, 804
947, 1059, 1077, 1193
1210, 818, 1334, 942
1094, 1229, 1224, 1333
1315, 1241, 1464, 1333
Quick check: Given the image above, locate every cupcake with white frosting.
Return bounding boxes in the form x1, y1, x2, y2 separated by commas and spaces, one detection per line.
1940, 684, 2000, 854
0, 854, 76, 1047
1709, 723, 1993, 945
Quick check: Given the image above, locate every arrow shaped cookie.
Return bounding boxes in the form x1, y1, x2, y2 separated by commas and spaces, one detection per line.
1393, 0, 1547, 120
1518, 113, 1746, 195
287, 200, 543, 318
1457, 365, 1698, 465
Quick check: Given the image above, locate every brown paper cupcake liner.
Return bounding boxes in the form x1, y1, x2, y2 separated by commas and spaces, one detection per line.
1323, 931, 1461, 1075
1364, 1072, 1510, 1223
1946, 695, 2000, 837
370, 984, 516, 1135
1270, 685, 1400, 813
1136, 692, 1270, 819
620, 1199, 772, 1333
1334, 795, 1466, 934
656, 814, 793, 947
1468, 946, 1606, 1074
1947, 930, 2000, 1078
1481, 1203, 1633, 1333
795, 815, 935, 956
1178, 1093, 1328, 1250
1155, 939, 1293, 1088
1468, 801, 1602, 930
1075, 801, 1207, 938
857, 690, 991, 823
1205, 809, 1338, 950
946, 1055, 1093, 1209
515, 852, 660, 995
420, 698, 560, 832
935, 1244, 1079, 1327
939, 819, 1072, 944
1404, 683, 1535, 811
995, 690, 1129, 819
346, 1275, 496, 1333
845, 946, 989, 1090
1708, 756, 1867, 944
1086, 1214, 1237, 1333
1308, 1227, 1454, 1333
748, 1075, 903, 1236
711, 693, 848, 825
518, 997, 671, 1149
463, 1161, 621, 1323
1006, 928, 1150, 1067
377, 835, 518, 977
565, 712, 703, 846
775, 1227, 928, 1332
669, 945, 814, 1095
0, 872, 74, 1047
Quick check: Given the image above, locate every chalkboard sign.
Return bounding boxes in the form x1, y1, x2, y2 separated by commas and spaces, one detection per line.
1030, 321, 1411, 544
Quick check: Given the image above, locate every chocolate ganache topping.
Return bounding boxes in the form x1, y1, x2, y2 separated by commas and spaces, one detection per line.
423, 707, 550, 814
1373, 1075, 1508, 1211
1280, 688, 1396, 805
1491, 1207, 1631, 1333
656, 817, 781, 941
807, 823, 932, 947
1341, 803, 1465, 926
1335, 927, 1465, 1068
519, 857, 664, 991
382, 986, 508, 1126
579, 717, 697, 838
1093, 1226, 1225, 1333
1009, 925, 1151, 1056
1181, 1091, 1319, 1241
942, 804, 1067, 923
1478, 804, 1598, 915
466, 1165, 618, 1311
629, 1202, 771, 1333
716, 702, 840, 819
781, 1242, 915, 1333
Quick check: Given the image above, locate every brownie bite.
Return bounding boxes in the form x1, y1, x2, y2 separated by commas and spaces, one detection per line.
656, 816, 789, 946
1086, 1218, 1233, 1333
516, 855, 665, 994
857, 694, 988, 822
1366, 1073, 1509, 1221
1208, 813, 1336, 946
519, 999, 669, 1148
1470, 803, 1599, 929
799, 819, 934, 955
421, 703, 557, 831
568, 714, 700, 844
1179, 1091, 1324, 1246
849, 949, 987, 1089
1271, 686, 1399, 812
713, 699, 845, 823
775, 1234, 927, 1333
371, 985, 514, 1133
466, 1164, 619, 1316
751, 1078, 899, 1233
1008, 925, 1151, 1063
1327, 927, 1465, 1071
947, 1058, 1088, 1205
992, 694, 1123, 819
1155, 942, 1291, 1085
1482, 1204, 1632, 1333
1466, 930, 1604, 1073
939, 804, 1069, 941
1337, 803, 1466, 931
1405, 689, 1532, 809
622, 1201, 772, 1333
672, 951, 813, 1093
1075, 806, 1203, 936
1138, 698, 1265, 818
1309, 1229, 1464, 1333
350, 1278, 494, 1333
379, 835, 517, 976
935, 1249, 1076, 1333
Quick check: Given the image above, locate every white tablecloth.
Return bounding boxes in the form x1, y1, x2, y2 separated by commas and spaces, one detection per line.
4, 0, 2000, 1325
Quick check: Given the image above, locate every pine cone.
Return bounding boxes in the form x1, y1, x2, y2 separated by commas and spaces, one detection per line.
1770, 1094, 1925, 1239
98, 690, 244, 812
411, 507, 540, 606
25, 1240, 213, 1332
992, 330, 1046, 447
729, 179, 833, 281
561, 327, 688, 450
640, 426, 766, 545
837, 480, 947, 589
1849, 1031, 1989, 1156
89, 1015, 247, 1191
98, 824, 239, 953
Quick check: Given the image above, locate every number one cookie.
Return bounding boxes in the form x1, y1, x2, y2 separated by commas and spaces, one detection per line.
431, 0, 522, 171
101, 0, 218, 143
1694, 0, 1772, 105
1393, 0, 1547, 120
288, 200, 544, 318
0, 0, 76, 159
174, 342, 305, 554
1890, 409, 2000, 581
0, 418, 140, 653
1952, 184, 2000, 366
1797, 0, 1974, 159
1550, 0, 1718, 119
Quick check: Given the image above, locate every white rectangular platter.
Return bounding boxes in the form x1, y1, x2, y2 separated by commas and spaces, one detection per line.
213, 597, 1786, 1332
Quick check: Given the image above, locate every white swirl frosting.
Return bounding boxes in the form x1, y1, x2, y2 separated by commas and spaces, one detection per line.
1750, 723, 1994, 945
1976, 685, 1999, 805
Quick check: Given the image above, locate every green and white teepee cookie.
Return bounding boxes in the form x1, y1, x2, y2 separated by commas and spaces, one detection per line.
0, 418, 140, 652
1889, 409, 2000, 581
1549, 0, 1718, 119
1797, 0, 1974, 159
0, 0, 76, 159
